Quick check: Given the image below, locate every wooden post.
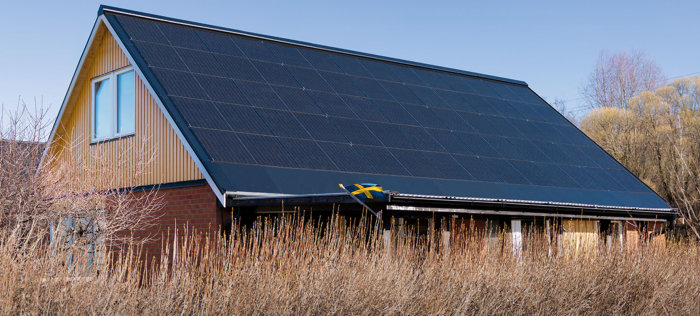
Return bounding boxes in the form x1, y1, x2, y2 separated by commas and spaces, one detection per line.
383, 229, 391, 254
442, 230, 451, 256
545, 218, 552, 257
511, 219, 522, 257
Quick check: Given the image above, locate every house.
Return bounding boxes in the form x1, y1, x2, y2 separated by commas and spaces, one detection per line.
42, 5, 676, 256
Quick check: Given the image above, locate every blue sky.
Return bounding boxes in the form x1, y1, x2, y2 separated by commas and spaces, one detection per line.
1, 0, 699, 123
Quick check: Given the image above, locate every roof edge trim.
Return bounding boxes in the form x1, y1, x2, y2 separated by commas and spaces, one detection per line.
97, 5, 527, 86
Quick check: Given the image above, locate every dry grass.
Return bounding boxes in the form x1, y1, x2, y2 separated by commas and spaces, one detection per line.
0, 216, 698, 315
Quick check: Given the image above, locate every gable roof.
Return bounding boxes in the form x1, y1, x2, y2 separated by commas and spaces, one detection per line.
65, 6, 672, 213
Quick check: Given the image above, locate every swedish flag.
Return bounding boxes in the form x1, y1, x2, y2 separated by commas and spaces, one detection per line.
340, 183, 386, 202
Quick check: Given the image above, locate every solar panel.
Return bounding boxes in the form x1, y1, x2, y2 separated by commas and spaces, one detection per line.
170, 97, 230, 130
157, 22, 206, 50
331, 118, 382, 146
107, 11, 671, 210
354, 145, 410, 176
237, 133, 297, 167
195, 75, 248, 104
285, 66, 333, 91
234, 80, 286, 109
175, 48, 227, 76
215, 104, 272, 134
272, 86, 323, 114
217, 55, 264, 82
256, 109, 311, 139
306, 91, 356, 118
132, 41, 187, 70
279, 138, 337, 170
251, 60, 300, 87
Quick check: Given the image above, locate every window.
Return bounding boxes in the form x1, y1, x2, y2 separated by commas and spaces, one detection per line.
91, 68, 135, 142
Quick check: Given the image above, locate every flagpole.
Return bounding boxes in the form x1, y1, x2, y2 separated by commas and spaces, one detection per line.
339, 184, 379, 217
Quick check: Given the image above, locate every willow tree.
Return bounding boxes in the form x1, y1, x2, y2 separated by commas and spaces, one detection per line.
581, 77, 700, 238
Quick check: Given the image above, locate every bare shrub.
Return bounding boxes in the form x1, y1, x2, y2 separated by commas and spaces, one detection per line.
0, 214, 697, 315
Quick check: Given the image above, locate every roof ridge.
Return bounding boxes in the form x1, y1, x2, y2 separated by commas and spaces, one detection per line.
98, 5, 528, 86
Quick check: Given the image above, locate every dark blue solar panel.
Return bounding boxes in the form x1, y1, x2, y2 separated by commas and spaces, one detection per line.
331, 118, 382, 146
409, 86, 449, 108
252, 61, 300, 87
176, 48, 227, 76
306, 91, 356, 118
485, 116, 522, 138
317, 142, 374, 173
133, 42, 187, 70
421, 152, 474, 180
286, 66, 333, 91
217, 55, 264, 82
397, 125, 444, 152
157, 22, 206, 50
456, 133, 498, 157
379, 82, 423, 104
191, 128, 255, 164
330, 54, 372, 77
256, 109, 311, 139
116, 15, 169, 43
507, 138, 552, 163
430, 108, 473, 132
266, 43, 311, 67
231, 37, 282, 63
198, 30, 245, 56
340, 96, 388, 122
389, 149, 440, 178
362, 121, 414, 149
484, 159, 530, 185
360, 59, 399, 82
109, 12, 670, 209
237, 133, 298, 167
272, 86, 323, 114
195, 75, 248, 104
298, 48, 343, 73
351, 77, 394, 100
294, 113, 346, 142
150, 68, 207, 99
458, 112, 496, 134
234, 80, 286, 110
170, 97, 230, 130
318, 71, 364, 96
372, 100, 418, 125
480, 136, 519, 159
214, 103, 271, 134
453, 155, 504, 182
354, 145, 410, 176
402, 105, 444, 129
426, 129, 472, 155
279, 138, 337, 170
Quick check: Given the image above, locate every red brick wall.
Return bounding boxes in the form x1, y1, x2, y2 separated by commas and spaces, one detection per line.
131, 183, 224, 261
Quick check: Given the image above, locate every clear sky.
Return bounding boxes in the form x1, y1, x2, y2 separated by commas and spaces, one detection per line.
1, 0, 699, 123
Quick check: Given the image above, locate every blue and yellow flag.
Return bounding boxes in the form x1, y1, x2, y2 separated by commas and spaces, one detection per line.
340, 183, 386, 202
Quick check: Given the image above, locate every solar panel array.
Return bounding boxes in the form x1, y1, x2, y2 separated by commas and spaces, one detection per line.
106, 13, 669, 208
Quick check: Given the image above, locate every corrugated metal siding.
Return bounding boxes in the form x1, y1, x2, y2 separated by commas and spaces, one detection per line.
47, 24, 203, 189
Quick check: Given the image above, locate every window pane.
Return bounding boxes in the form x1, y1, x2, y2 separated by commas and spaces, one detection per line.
117, 71, 135, 134
94, 78, 112, 139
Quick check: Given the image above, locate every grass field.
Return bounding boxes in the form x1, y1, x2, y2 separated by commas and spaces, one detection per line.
0, 215, 698, 315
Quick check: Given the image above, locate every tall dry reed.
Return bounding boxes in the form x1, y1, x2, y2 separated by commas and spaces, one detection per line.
0, 215, 698, 315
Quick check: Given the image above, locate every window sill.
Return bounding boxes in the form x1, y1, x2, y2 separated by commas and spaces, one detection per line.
90, 132, 135, 145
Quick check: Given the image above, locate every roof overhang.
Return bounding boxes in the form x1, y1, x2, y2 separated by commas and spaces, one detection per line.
226, 191, 677, 221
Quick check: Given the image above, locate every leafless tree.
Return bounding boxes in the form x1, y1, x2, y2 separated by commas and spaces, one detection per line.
582, 50, 666, 109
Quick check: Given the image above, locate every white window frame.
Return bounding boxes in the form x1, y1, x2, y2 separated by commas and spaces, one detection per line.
90, 66, 135, 143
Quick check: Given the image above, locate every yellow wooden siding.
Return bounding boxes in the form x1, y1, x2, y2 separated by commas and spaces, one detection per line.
561, 219, 598, 257
46, 23, 203, 189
